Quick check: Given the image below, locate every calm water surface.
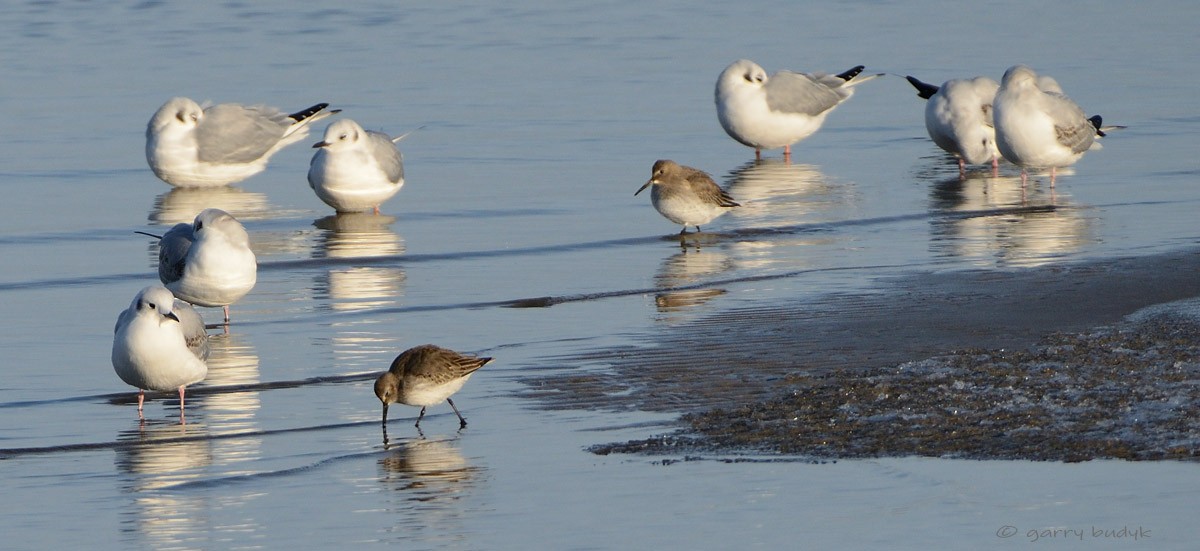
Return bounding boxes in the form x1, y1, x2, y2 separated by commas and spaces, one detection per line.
1, 1, 1198, 548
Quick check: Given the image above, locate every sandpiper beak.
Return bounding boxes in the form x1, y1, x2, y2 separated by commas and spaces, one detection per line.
635, 180, 655, 196
381, 402, 389, 424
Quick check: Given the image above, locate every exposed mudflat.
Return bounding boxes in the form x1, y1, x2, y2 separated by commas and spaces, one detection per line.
523, 249, 1200, 461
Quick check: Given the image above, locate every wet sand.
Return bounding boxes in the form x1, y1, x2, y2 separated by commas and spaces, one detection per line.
524, 247, 1200, 461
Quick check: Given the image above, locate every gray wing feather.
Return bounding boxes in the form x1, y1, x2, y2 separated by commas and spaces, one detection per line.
684, 169, 740, 208
1046, 93, 1096, 154
173, 299, 210, 360
367, 131, 405, 183
195, 104, 290, 163
764, 71, 844, 116
157, 223, 194, 285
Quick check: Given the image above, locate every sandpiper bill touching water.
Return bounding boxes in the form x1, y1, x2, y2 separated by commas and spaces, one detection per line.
374, 344, 492, 429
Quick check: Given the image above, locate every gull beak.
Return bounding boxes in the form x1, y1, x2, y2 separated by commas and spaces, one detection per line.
635, 179, 656, 196
312, 141, 330, 148
164, 311, 180, 323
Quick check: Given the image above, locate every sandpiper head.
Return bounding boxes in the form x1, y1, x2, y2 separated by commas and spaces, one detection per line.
635, 159, 681, 195
374, 371, 400, 421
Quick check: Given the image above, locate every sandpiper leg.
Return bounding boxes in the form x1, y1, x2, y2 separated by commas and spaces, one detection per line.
447, 398, 468, 429
414, 406, 427, 428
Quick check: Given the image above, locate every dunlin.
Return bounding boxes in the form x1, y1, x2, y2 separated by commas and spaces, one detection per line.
374, 345, 492, 429
635, 160, 739, 234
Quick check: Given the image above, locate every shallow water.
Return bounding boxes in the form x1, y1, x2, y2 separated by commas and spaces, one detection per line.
2, 1, 1199, 548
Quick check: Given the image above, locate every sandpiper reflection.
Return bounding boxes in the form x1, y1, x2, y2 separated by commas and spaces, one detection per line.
379, 435, 480, 527
653, 248, 732, 315
928, 171, 1093, 267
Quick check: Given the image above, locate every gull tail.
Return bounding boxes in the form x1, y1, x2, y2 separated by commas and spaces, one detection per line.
392, 125, 428, 144
905, 76, 940, 100
1088, 115, 1126, 138
837, 65, 884, 88
282, 103, 342, 140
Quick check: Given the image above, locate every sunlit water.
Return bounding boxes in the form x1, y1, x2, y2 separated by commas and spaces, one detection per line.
1, 1, 1198, 548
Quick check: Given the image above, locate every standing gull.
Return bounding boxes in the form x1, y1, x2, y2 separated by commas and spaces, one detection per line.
992, 65, 1108, 185
715, 59, 882, 159
374, 345, 492, 429
146, 97, 338, 188
112, 285, 209, 419
636, 159, 739, 234
153, 208, 257, 323
905, 75, 1001, 173
308, 119, 407, 214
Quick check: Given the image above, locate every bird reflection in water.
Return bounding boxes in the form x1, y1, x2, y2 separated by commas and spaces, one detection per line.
653, 247, 732, 317
378, 428, 482, 536
115, 419, 216, 549
928, 171, 1093, 268
313, 213, 406, 312
149, 185, 274, 226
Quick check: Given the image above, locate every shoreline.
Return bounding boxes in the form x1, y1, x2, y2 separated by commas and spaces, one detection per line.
525, 247, 1200, 461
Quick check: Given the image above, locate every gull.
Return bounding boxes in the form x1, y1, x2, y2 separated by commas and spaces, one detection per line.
146, 97, 338, 188
715, 59, 882, 159
140, 208, 257, 323
112, 285, 209, 419
993, 65, 1110, 185
308, 119, 407, 214
374, 344, 493, 429
905, 75, 1001, 173
636, 159, 739, 234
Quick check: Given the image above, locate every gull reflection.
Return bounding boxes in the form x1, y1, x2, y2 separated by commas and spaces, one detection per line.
148, 186, 274, 225
722, 159, 855, 271
115, 420, 213, 548
724, 159, 856, 228
653, 248, 732, 315
313, 213, 406, 312
378, 435, 480, 534
928, 172, 1094, 267
203, 332, 263, 467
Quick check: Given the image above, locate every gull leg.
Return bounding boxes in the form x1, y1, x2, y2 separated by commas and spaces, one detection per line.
137, 390, 145, 419
223, 305, 231, 324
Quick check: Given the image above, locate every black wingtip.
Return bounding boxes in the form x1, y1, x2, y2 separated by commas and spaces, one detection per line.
836, 65, 866, 81
905, 76, 939, 99
288, 103, 330, 122
1088, 115, 1106, 137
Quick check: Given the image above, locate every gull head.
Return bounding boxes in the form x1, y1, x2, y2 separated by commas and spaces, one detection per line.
133, 285, 181, 324
148, 97, 203, 137
312, 119, 366, 150
717, 59, 768, 96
